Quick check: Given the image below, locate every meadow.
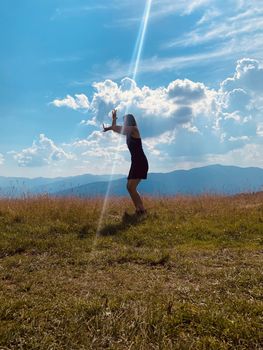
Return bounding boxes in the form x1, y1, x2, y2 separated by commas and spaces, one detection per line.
0, 192, 262, 349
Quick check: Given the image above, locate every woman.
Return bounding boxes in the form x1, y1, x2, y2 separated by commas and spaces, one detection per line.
103, 109, 148, 215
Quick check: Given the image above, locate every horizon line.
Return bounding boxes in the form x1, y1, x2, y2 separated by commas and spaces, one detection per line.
1, 163, 263, 180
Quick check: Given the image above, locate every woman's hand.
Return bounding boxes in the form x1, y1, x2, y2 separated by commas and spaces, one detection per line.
102, 123, 111, 132
112, 108, 117, 120
103, 109, 117, 132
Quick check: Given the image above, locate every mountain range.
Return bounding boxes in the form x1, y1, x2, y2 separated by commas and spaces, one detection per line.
0, 173, 124, 198
1, 164, 263, 198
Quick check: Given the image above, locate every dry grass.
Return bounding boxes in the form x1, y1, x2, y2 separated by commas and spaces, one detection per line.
0, 193, 262, 349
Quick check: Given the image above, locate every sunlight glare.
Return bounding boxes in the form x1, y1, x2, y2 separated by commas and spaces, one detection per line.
95, 0, 153, 236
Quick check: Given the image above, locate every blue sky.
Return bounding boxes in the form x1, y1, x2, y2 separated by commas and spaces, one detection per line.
1, 0, 263, 177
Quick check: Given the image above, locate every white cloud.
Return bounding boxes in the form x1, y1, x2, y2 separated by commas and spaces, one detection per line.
143, 130, 176, 157
167, 79, 206, 102
12, 134, 74, 167
216, 111, 257, 145
207, 58, 263, 149
79, 117, 97, 126
223, 88, 251, 114
79, 46, 234, 83
205, 143, 263, 168
228, 136, 249, 142
80, 35, 263, 83
165, 3, 263, 49
22, 57, 261, 173
156, 2, 263, 84
73, 1, 263, 84
62, 130, 130, 174
0, 153, 4, 165
51, 94, 90, 110
154, 141, 263, 171
110, 0, 215, 27
256, 123, 263, 137
197, 7, 221, 25
50, 58, 263, 167
52, 77, 215, 139
221, 58, 263, 93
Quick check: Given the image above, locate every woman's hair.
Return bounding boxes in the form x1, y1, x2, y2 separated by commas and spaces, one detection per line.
123, 114, 137, 126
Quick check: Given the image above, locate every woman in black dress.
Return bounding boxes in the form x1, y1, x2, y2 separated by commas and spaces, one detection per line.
103, 109, 148, 215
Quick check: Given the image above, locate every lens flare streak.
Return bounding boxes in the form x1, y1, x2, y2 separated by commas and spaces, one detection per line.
95, 0, 152, 236
130, 0, 153, 81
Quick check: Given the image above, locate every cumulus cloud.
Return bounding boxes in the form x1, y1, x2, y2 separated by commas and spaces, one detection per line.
52, 94, 90, 110
143, 130, 176, 157
52, 77, 215, 138
217, 114, 256, 145
60, 129, 131, 174
167, 79, 206, 102
216, 58, 263, 149
47, 57, 263, 171
72, 130, 127, 160
12, 134, 74, 167
221, 58, 263, 93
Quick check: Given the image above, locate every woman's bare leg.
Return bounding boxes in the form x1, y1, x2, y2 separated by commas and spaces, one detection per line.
126, 179, 145, 212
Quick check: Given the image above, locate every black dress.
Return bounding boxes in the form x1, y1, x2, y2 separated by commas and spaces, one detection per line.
126, 133, 149, 180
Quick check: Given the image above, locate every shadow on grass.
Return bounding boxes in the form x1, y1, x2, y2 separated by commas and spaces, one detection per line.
99, 212, 146, 236
77, 223, 94, 239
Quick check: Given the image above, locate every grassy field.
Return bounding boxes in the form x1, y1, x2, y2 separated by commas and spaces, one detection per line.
0, 192, 262, 349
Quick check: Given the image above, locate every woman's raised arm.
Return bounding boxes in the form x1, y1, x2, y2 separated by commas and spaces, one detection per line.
102, 108, 137, 135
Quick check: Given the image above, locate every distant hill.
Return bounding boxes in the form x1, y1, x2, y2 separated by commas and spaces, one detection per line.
52, 164, 263, 197
1, 164, 263, 198
0, 173, 124, 198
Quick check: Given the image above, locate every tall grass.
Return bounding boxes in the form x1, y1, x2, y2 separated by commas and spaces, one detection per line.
0, 193, 262, 349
